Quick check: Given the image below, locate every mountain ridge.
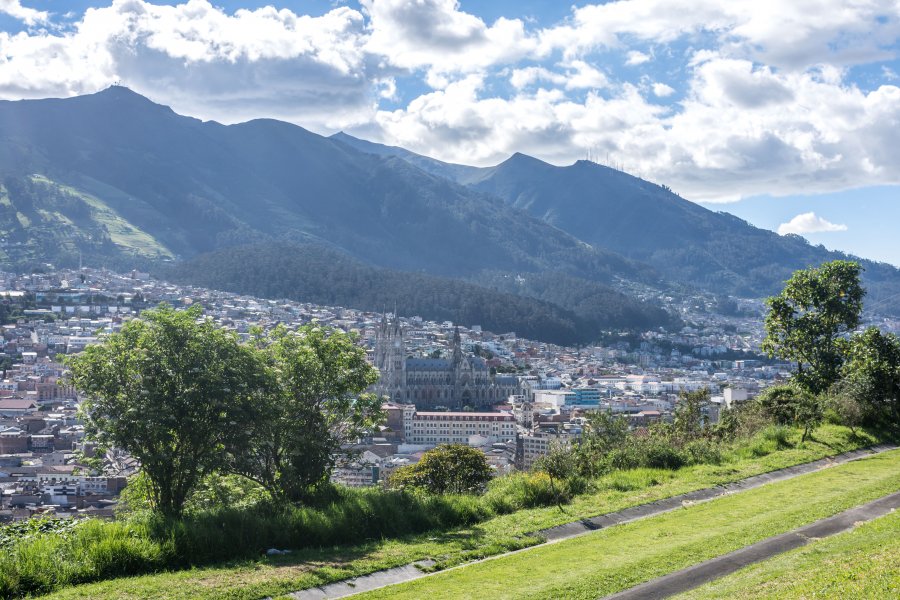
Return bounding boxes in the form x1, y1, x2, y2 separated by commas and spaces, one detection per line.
334, 131, 900, 311
0, 87, 897, 328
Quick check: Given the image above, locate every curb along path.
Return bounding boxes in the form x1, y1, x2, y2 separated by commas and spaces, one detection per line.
286, 443, 897, 600
605, 490, 900, 599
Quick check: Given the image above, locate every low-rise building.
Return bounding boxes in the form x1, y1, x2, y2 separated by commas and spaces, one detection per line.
403, 408, 517, 446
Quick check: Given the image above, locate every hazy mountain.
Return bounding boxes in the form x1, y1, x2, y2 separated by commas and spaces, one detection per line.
467, 154, 900, 306
336, 132, 900, 313
0, 87, 651, 286
330, 131, 485, 183
3, 87, 894, 335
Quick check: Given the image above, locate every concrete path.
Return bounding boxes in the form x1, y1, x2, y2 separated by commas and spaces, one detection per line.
287, 560, 435, 599
286, 443, 896, 600
605, 490, 900, 600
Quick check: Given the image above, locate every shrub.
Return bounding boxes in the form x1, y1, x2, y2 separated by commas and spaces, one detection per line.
641, 438, 685, 469
389, 444, 493, 495
682, 439, 723, 465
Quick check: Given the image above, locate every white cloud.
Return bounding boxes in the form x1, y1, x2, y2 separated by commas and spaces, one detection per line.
652, 82, 675, 97
625, 50, 650, 65
778, 212, 848, 235
0, 0, 374, 129
510, 66, 565, 89
362, 0, 535, 79
564, 60, 608, 89
367, 57, 900, 201
0, 0, 47, 25
538, 0, 900, 70
511, 61, 606, 90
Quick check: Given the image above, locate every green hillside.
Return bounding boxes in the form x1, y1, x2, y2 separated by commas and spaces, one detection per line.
164, 243, 679, 345
355, 449, 900, 600
0, 175, 171, 269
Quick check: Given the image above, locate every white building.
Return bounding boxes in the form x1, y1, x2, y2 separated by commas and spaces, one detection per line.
403, 408, 517, 446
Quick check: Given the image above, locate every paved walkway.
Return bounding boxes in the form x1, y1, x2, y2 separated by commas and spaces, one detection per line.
287, 443, 897, 600
605, 489, 900, 599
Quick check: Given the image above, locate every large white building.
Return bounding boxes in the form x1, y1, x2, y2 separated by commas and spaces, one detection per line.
402, 406, 517, 446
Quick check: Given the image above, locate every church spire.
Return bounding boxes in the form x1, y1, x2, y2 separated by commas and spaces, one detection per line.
452, 326, 462, 366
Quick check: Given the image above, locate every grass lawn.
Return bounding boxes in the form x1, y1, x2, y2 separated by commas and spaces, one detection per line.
675, 506, 900, 599
31, 427, 888, 600
348, 448, 900, 600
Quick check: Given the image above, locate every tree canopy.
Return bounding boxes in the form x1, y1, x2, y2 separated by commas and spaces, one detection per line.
228, 325, 381, 502
68, 305, 384, 514
66, 305, 267, 517
389, 444, 493, 495
762, 260, 865, 394
836, 327, 900, 431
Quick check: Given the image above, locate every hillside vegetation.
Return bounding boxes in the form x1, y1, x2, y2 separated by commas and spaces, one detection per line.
164, 243, 678, 346
0, 175, 171, 270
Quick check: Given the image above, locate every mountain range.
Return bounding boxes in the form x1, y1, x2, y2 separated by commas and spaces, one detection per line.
0, 87, 896, 342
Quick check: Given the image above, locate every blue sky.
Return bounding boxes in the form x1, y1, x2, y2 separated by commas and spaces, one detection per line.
1, 1, 899, 266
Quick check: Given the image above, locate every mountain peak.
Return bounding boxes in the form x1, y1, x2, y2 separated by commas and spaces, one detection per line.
81, 85, 175, 114
499, 152, 551, 169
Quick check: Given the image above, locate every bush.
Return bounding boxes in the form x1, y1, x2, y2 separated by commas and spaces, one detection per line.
682, 439, 723, 465
483, 472, 559, 513
389, 444, 493, 495
606, 436, 685, 471
641, 438, 685, 469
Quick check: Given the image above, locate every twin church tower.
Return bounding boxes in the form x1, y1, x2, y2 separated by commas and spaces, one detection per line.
372, 314, 519, 410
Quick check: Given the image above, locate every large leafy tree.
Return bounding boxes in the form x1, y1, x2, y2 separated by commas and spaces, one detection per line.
762, 260, 865, 394
230, 324, 381, 502
838, 327, 900, 431
67, 305, 266, 517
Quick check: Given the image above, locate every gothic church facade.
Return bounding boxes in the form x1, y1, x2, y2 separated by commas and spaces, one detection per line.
372, 315, 519, 410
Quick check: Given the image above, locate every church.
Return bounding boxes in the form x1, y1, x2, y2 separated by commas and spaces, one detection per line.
372, 315, 519, 410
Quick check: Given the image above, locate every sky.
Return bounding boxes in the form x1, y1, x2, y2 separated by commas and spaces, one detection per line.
1, 1, 899, 266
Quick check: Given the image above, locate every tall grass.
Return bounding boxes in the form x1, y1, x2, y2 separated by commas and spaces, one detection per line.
0, 488, 491, 599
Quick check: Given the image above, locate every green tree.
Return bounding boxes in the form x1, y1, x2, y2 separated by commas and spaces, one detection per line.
762, 260, 865, 394
673, 388, 710, 440
535, 440, 577, 510
573, 410, 628, 477
229, 324, 381, 502
757, 384, 822, 442
838, 327, 900, 431
389, 444, 493, 494
825, 386, 865, 435
67, 304, 266, 517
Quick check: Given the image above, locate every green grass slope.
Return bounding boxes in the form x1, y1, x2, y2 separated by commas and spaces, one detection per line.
354, 449, 900, 600
0, 175, 172, 269
676, 508, 900, 599
25, 426, 886, 600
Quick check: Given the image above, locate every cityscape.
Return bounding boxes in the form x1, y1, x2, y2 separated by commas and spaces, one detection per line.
0, 1, 899, 599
